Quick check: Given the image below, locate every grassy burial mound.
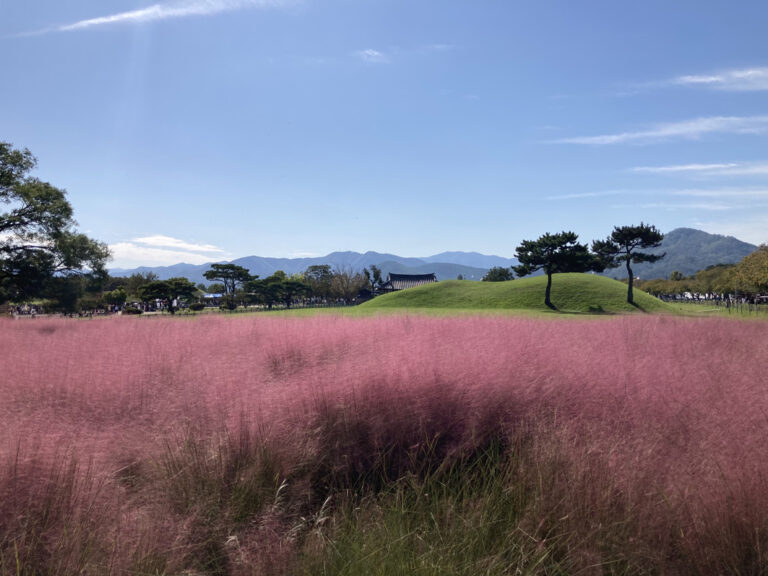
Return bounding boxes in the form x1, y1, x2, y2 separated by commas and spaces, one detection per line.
361, 273, 674, 314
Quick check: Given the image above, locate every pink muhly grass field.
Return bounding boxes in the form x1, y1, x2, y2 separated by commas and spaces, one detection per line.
1, 313, 768, 574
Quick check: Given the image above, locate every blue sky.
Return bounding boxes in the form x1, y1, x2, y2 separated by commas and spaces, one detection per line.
3, 1, 768, 268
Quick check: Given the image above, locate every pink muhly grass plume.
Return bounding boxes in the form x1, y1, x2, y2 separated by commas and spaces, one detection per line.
1, 313, 767, 573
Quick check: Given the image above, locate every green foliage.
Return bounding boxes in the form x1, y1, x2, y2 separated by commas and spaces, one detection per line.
0, 142, 110, 304
137, 277, 197, 313
363, 265, 383, 290
248, 271, 310, 309
102, 288, 127, 306
482, 266, 514, 282
121, 306, 143, 315
188, 302, 206, 311
592, 223, 664, 304
204, 264, 253, 308
304, 265, 334, 298
514, 231, 596, 308
732, 245, 768, 293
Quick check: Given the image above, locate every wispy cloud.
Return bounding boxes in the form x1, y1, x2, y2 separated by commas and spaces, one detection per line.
623, 201, 732, 212
31, 0, 291, 34
671, 188, 768, 199
673, 67, 768, 91
109, 235, 229, 268
632, 161, 768, 176
355, 49, 390, 64
546, 190, 634, 200
554, 116, 768, 145
132, 235, 225, 253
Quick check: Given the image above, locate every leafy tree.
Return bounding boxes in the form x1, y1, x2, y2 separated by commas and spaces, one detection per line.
0, 142, 110, 304
204, 263, 254, 309
103, 288, 128, 307
732, 245, 768, 294
138, 277, 197, 314
669, 270, 684, 282
513, 231, 595, 309
247, 271, 306, 309
206, 282, 226, 294
592, 223, 665, 304
331, 267, 367, 303
363, 265, 383, 291
482, 266, 514, 282
304, 264, 334, 299
125, 272, 158, 297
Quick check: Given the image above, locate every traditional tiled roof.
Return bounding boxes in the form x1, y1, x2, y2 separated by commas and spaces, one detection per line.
380, 273, 438, 291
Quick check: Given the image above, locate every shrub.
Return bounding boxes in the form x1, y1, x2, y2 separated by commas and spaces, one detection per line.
188, 302, 205, 312
121, 306, 143, 315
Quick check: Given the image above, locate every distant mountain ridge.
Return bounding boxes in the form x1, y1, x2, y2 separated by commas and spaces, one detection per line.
110, 250, 507, 284
110, 228, 758, 284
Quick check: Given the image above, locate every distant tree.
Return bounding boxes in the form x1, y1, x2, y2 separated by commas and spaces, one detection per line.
138, 277, 197, 314
592, 223, 665, 304
482, 266, 514, 282
691, 264, 736, 295
0, 142, 110, 304
732, 245, 768, 294
363, 265, 383, 291
331, 267, 367, 303
103, 288, 127, 307
204, 263, 254, 309
513, 231, 595, 309
457, 274, 464, 280
669, 270, 684, 282
247, 271, 308, 309
206, 282, 226, 294
280, 278, 310, 308
125, 272, 158, 297
304, 264, 334, 299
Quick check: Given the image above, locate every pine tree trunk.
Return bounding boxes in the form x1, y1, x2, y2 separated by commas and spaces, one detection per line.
626, 259, 634, 304
545, 271, 553, 308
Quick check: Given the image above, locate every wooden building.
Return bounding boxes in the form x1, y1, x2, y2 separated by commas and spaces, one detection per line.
378, 273, 438, 292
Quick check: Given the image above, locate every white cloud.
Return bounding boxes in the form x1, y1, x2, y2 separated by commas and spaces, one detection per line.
109, 242, 222, 267
132, 234, 225, 253
555, 116, 768, 145
109, 235, 230, 268
632, 162, 768, 176
38, 0, 291, 34
356, 49, 390, 64
673, 67, 768, 91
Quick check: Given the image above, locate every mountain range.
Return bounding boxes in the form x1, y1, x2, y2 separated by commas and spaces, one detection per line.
110, 228, 757, 285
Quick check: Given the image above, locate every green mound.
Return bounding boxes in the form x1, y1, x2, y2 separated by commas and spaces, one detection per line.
360, 273, 675, 314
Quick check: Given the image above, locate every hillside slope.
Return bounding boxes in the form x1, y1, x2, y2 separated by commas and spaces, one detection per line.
361, 274, 674, 314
